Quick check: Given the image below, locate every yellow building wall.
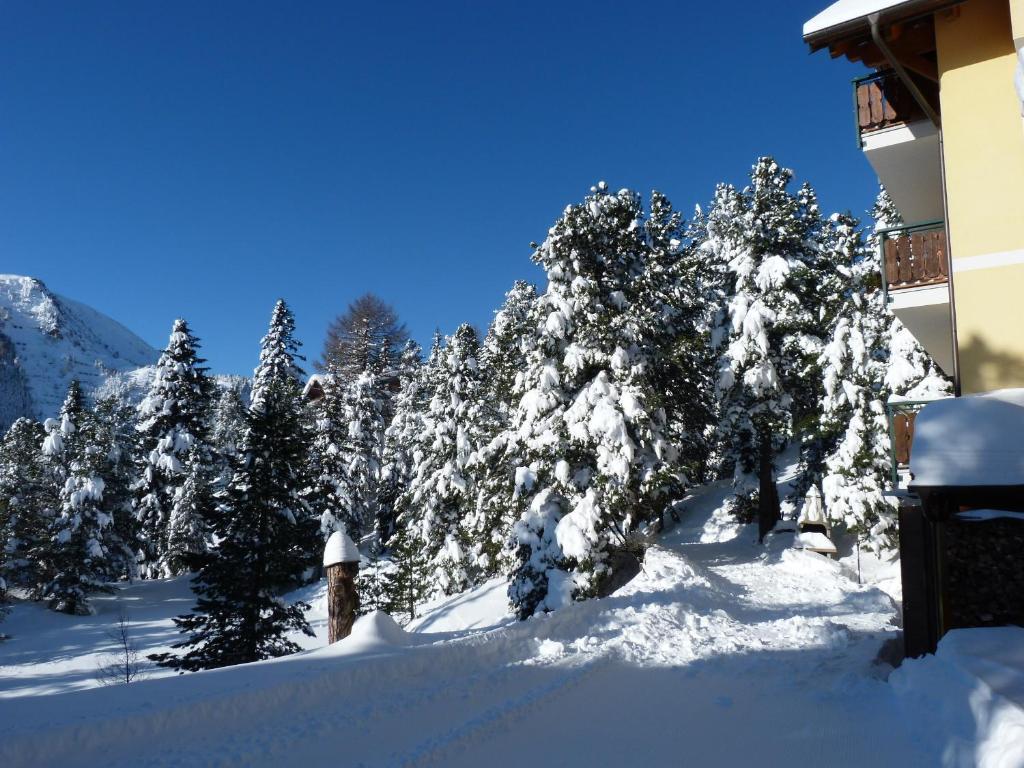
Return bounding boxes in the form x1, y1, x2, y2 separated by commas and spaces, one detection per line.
937, 0, 1024, 393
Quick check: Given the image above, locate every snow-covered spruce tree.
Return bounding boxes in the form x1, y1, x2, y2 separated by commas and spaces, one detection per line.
382, 515, 432, 624
0, 417, 50, 593
306, 357, 351, 542
379, 340, 424, 545
706, 159, 820, 538
91, 394, 139, 580
153, 300, 314, 672
638, 191, 717, 493
134, 319, 216, 577
210, 380, 249, 490
469, 281, 538, 578
399, 324, 483, 596
164, 452, 216, 576
42, 381, 114, 614
337, 356, 388, 542
816, 212, 901, 552
508, 184, 687, 619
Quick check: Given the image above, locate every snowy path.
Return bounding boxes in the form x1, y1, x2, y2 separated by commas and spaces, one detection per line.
0, 482, 933, 767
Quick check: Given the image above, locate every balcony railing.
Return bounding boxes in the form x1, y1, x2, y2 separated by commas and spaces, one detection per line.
879, 221, 948, 293
853, 71, 927, 145
886, 399, 932, 489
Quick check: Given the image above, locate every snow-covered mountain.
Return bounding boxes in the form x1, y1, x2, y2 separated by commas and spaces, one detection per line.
0, 275, 159, 428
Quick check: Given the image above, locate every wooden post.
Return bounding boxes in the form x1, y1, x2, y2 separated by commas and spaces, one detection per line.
323, 529, 361, 644
326, 561, 360, 644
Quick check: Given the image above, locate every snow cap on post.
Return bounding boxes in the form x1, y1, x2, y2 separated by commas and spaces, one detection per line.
323, 530, 360, 567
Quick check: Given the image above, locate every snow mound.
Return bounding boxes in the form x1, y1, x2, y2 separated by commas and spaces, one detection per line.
345, 610, 411, 649
892, 627, 1024, 767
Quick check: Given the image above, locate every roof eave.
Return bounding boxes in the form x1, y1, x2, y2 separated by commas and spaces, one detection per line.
803, 0, 961, 53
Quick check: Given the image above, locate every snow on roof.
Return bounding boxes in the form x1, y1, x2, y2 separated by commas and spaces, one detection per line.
803, 0, 927, 39
910, 389, 1024, 488
323, 529, 360, 566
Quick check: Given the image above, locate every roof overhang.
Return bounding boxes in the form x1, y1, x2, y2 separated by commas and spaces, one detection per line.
803, 0, 961, 52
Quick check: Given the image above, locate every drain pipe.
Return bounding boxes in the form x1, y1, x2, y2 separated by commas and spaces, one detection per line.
937, 127, 963, 395
869, 13, 940, 128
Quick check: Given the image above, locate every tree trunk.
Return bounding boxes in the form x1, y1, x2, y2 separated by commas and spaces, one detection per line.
327, 562, 359, 643
758, 434, 780, 543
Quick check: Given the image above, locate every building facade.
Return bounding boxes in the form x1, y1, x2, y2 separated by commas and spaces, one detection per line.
804, 0, 1024, 655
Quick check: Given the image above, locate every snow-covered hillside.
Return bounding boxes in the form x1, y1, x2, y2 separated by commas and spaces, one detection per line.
6, 468, 1020, 767
0, 275, 158, 427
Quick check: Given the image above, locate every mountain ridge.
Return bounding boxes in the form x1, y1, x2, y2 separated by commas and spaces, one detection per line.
0, 274, 159, 428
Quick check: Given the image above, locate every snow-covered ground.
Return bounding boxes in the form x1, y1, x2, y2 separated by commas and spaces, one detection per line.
2, 476, 1022, 766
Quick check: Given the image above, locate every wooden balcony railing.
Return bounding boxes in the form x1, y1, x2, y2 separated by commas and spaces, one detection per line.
887, 400, 935, 489
892, 409, 916, 468
853, 70, 927, 144
880, 221, 948, 292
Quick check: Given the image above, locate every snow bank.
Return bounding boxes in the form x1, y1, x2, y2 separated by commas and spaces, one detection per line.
891, 627, 1024, 767
408, 577, 513, 634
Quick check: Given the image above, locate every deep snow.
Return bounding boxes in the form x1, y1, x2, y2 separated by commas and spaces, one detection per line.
1, 474, 1021, 766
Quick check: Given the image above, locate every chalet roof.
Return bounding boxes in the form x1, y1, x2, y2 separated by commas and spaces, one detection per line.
909, 389, 1024, 489
302, 374, 323, 397
803, 0, 958, 49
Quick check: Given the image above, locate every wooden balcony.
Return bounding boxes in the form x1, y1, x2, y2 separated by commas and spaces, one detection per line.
880, 221, 948, 293
854, 70, 928, 143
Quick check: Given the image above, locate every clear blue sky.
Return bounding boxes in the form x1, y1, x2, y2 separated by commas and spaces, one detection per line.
1, 1, 874, 377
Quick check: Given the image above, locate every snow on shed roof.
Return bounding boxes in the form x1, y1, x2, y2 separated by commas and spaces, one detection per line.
909, 389, 1024, 488
323, 530, 360, 566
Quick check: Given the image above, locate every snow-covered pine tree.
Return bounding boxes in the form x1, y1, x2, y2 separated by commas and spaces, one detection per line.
508, 184, 687, 619
336, 354, 388, 543
210, 380, 249, 490
379, 340, 424, 545
134, 319, 216, 577
382, 517, 432, 624
164, 451, 215, 576
0, 418, 50, 594
399, 324, 482, 596
816, 212, 900, 551
42, 381, 114, 614
469, 281, 537, 578
705, 159, 820, 538
638, 191, 716, 493
153, 300, 314, 671
91, 393, 139, 580
307, 358, 351, 542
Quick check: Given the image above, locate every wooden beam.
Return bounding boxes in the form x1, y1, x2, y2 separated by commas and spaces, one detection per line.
891, 48, 939, 81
